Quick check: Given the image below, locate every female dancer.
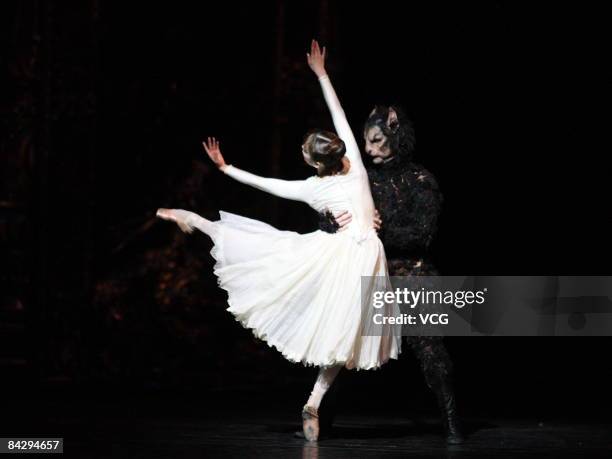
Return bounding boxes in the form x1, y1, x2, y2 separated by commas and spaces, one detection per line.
157, 40, 401, 441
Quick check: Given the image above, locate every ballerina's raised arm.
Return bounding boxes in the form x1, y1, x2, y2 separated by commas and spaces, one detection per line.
202, 137, 310, 203
307, 40, 365, 175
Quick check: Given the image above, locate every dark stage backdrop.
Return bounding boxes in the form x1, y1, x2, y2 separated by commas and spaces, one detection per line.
1, 1, 610, 419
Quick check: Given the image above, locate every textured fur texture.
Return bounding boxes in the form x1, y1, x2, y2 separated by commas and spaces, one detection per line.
318, 108, 461, 442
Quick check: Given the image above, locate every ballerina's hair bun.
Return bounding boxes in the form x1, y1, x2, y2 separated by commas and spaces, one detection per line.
302, 130, 346, 177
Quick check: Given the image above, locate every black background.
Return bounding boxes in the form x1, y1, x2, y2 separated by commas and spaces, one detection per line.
1, 1, 610, 422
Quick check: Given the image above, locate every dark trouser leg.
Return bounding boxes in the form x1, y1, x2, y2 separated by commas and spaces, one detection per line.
407, 336, 464, 444
318, 371, 340, 435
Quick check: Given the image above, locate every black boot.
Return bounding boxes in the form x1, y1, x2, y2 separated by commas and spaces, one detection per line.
436, 380, 464, 445
410, 336, 464, 445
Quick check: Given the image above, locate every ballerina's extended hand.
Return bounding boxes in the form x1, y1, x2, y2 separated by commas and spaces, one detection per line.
156, 137, 228, 233
202, 137, 228, 170
306, 39, 327, 78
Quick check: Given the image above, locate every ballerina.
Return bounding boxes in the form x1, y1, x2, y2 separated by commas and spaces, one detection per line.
156, 40, 401, 441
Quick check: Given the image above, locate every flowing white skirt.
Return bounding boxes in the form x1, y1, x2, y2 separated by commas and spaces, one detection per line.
208, 211, 401, 370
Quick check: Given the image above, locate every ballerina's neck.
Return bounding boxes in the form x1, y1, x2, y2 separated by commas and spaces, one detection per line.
332, 157, 351, 176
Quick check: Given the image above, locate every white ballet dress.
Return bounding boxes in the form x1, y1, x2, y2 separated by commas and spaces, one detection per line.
205, 76, 401, 370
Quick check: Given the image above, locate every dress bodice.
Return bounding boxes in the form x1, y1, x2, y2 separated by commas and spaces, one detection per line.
303, 169, 376, 242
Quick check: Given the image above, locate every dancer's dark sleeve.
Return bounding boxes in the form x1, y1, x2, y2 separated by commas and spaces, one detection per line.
318, 210, 339, 234
379, 169, 443, 253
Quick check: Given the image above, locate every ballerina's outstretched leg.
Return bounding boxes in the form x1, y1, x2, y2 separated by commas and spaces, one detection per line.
156, 208, 218, 237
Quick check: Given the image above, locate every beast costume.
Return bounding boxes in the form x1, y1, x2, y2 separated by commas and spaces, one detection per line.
319, 107, 464, 444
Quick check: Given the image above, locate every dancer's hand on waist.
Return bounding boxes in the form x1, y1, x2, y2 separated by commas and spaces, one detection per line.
373, 209, 382, 232
334, 210, 352, 232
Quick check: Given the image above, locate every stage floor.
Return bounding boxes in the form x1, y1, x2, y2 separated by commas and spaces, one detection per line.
3, 394, 611, 458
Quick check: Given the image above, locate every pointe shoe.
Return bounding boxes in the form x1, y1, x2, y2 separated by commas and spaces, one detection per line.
302, 405, 320, 442
156, 208, 194, 234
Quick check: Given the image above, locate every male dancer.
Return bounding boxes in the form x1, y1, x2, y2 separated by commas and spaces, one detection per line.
319, 105, 464, 444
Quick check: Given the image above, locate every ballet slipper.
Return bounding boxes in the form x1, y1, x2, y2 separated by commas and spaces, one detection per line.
302, 405, 320, 442
156, 208, 194, 234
